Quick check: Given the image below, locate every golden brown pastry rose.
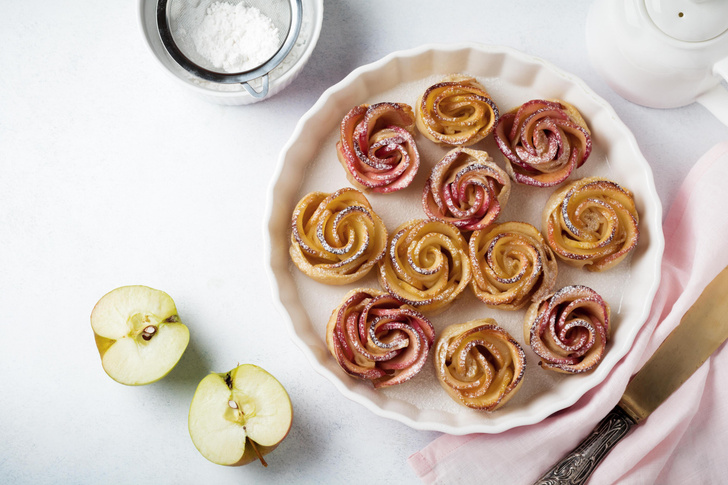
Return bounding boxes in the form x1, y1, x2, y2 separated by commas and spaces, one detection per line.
542, 177, 639, 272
435, 319, 526, 410
524, 285, 610, 374
378, 219, 471, 313
326, 288, 435, 388
469, 221, 558, 310
415, 75, 499, 146
494, 99, 592, 187
336, 102, 420, 193
422, 147, 511, 231
290, 188, 388, 284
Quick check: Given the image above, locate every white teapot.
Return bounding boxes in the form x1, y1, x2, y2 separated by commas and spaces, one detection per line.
586, 0, 728, 125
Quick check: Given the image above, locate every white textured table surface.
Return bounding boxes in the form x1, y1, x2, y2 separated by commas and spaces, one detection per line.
1, 1, 725, 484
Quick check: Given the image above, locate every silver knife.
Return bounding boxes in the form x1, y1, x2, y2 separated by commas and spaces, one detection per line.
534, 264, 728, 484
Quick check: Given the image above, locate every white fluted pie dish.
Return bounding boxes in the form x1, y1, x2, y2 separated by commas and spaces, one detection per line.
264, 44, 664, 434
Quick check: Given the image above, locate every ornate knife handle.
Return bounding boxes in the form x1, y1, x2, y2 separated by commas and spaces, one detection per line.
533, 406, 635, 485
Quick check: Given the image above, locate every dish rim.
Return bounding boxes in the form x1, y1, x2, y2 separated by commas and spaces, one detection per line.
264, 42, 665, 434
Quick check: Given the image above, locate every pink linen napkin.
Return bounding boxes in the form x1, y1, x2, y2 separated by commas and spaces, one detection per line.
408, 141, 728, 485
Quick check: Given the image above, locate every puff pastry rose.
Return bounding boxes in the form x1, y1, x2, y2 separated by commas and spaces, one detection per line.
524, 285, 610, 374
542, 177, 639, 272
435, 319, 526, 410
378, 219, 471, 313
290, 188, 388, 284
469, 221, 558, 310
422, 147, 511, 231
494, 99, 592, 187
336, 102, 420, 193
326, 288, 435, 388
415, 75, 499, 146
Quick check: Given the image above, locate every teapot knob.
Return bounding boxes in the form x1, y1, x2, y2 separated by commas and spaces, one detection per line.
645, 0, 728, 41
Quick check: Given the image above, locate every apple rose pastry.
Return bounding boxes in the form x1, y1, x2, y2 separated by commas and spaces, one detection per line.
422, 147, 511, 231
542, 177, 639, 272
336, 102, 420, 193
435, 319, 526, 411
290, 188, 388, 284
524, 285, 610, 374
326, 288, 436, 388
494, 99, 592, 187
378, 219, 471, 313
415, 75, 499, 146
469, 222, 558, 310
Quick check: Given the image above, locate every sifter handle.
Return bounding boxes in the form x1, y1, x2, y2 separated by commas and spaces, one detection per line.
242, 74, 270, 99
533, 406, 635, 485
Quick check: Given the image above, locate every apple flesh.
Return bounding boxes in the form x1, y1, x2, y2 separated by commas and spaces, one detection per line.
90, 285, 189, 386
188, 364, 293, 467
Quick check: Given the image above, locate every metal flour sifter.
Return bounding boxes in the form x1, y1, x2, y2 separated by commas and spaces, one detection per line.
156, 0, 303, 99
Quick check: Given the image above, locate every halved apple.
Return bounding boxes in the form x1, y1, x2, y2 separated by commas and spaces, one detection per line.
188, 364, 293, 467
90, 285, 189, 386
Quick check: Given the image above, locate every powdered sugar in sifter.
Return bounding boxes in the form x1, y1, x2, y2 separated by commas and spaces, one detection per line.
156, 0, 303, 99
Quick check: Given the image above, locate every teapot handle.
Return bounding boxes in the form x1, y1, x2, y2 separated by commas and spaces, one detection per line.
696, 57, 728, 128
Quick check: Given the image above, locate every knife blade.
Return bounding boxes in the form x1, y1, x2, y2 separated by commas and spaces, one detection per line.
534, 264, 728, 485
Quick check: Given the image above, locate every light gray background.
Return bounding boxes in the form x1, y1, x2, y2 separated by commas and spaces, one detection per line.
1, 1, 725, 484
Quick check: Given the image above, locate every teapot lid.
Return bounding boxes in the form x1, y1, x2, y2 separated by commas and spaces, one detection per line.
646, 0, 728, 42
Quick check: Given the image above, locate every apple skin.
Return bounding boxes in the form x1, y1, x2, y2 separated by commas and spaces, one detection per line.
188, 364, 293, 467
90, 285, 189, 386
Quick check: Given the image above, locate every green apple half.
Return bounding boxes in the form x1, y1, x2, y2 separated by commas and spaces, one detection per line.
90, 285, 189, 386
189, 364, 293, 467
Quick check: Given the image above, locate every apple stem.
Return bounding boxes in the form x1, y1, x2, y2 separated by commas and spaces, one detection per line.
247, 436, 268, 467
234, 403, 268, 468
141, 325, 157, 341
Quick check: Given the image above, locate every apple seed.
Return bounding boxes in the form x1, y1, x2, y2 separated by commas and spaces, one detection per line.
228, 400, 238, 410
141, 325, 157, 341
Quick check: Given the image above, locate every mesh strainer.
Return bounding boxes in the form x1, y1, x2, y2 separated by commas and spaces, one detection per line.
156, 0, 303, 98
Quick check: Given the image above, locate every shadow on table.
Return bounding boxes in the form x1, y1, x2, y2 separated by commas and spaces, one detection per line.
154, 337, 211, 400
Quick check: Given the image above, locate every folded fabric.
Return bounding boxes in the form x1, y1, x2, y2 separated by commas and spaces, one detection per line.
408, 141, 728, 485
